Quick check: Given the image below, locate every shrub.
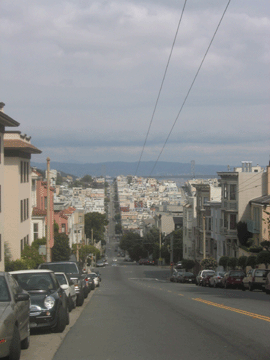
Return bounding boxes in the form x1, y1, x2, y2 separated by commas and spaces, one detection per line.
256, 251, 270, 269
228, 257, 238, 270
201, 257, 217, 270
246, 255, 257, 269
219, 256, 229, 270
238, 256, 247, 270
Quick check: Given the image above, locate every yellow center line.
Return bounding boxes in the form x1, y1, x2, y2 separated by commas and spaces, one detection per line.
168, 290, 172, 293
178, 294, 184, 296
193, 298, 270, 323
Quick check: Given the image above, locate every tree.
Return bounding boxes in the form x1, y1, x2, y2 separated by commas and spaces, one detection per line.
238, 255, 248, 270
219, 256, 229, 270
181, 259, 195, 271
72, 244, 100, 266
120, 232, 144, 261
246, 255, 257, 269
115, 223, 122, 234
81, 175, 93, 183
52, 233, 71, 261
21, 245, 45, 269
171, 229, 183, 263
256, 251, 270, 269
201, 257, 217, 270
54, 221, 59, 235
31, 237, 46, 250
260, 241, 270, 252
237, 221, 252, 247
85, 212, 108, 243
228, 257, 238, 270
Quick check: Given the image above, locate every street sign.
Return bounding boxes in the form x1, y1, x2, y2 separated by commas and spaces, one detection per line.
39, 245, 46, 255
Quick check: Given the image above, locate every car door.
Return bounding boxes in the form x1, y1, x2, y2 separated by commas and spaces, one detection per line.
8, 274, 29, 340
243, 269, 252, 288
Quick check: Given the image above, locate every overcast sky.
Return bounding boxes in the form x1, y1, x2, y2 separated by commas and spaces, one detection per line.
1, 0, 269, 169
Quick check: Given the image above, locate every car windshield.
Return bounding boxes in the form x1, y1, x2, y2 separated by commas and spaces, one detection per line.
204, 271, 214, 276
255, 270, 269, 277
0, 276, 11, 302
218, 272, 226, 277
41, 263, 79, 274
13, 273, 56, 291
55, 274, 67, 285
230, 271, 244, 277
185, 272, 194, 276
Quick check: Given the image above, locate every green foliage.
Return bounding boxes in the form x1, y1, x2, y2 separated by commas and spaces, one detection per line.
237, 221, 252, 247
246, 255, 257, 269
114, 213, 121, 222
72, 244, 100, 266
52, 233, 71, 261
115, 223, 122, 234
31, 237, 46, 250
120, 232, 144, 261
228, 257, 238, 270
21, 245, 45, 269
181, 259, 195, 270
219, 256, 229, 270
200, 257, 217, 270
249, 245, 263, 253
56, 173, 63, 185
256, 251, 270, 269
260, 241, 270, 252
238, 255, 248, 270
4, 242, 12, 264
5, 259, 31, 272
85, 212, 108, 243
81, 175, 93, 183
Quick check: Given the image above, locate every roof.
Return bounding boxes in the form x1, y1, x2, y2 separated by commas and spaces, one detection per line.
250, 195, 270, 206
0, 110, 20, 127
32, 207, 47, 216
9, 270, 53, 274
4, 139, 42, 154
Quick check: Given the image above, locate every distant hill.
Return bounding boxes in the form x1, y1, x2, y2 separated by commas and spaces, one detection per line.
31, 161, 229, 178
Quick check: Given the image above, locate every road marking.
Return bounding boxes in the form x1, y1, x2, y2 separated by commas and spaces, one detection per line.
193, 298, 270, 323
178, 294, 184, 296
168, 290, 172, 293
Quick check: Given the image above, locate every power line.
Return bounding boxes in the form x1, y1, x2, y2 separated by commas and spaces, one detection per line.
135, 0, 188, 176
149, 0, 231, 177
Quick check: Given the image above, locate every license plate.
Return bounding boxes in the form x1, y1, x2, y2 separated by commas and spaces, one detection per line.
236, 279, 240, 281
189, 279, 192, 282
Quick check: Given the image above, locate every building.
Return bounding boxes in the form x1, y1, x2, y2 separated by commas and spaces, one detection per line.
0, 103, 20, 270
4, 130, 42, 260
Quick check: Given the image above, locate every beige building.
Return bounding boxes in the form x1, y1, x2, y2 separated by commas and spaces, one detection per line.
0, 103, 20, 270
4, 131, 41, 260
217, 162, 267, 257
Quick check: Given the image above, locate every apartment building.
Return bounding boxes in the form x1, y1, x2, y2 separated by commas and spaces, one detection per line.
217, 161, 267, 257
4, 131, 41, 260
0, 103, 20, 270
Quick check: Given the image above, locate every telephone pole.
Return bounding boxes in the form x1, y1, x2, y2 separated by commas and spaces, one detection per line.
46, 157, 51, 262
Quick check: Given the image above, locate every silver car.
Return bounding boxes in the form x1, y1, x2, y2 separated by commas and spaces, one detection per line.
0, 272, 30, 360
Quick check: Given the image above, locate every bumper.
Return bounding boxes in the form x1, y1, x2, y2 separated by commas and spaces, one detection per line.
30, 310, 57, 329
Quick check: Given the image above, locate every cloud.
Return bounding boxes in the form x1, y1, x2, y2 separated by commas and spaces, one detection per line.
1, 0, 269, 167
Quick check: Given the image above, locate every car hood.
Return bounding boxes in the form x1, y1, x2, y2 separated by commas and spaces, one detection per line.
28, 290, 55, 308
0, 303, 10, 322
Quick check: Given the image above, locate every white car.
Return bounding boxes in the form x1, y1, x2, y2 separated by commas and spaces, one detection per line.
55, 272, 77, 312
89, 273, 100, 287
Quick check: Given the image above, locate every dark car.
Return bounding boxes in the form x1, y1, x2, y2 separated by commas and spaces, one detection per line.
242, 268, 270, 292
0, 272, 30, 360
180, 272, 196, 284
10, 270, 69, 333
39, 261, 85, 306
221, 270, 245, 289
265, 272, 270, 294
139, 259, 154, 265
209, 271, 226, 288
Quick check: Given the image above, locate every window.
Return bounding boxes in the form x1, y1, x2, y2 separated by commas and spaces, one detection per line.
20, 200, 23, 222
224, 184, 228, 199
24, 162, 27, 182
24, 236, 27, 246
44, 197, 47, 209
230, 184, 236, 200
20, 239, 23, 255
230, 214, 237, 230
34, 223, 39, 241
203, 197, 208, 204
26, 162, 29, 182
27, 198, 29, 219
21, 161, 24, 183
61, 224, 66, 233
24, 199, 27, 221
224, 214, 228, 228
26, 235, 29, 245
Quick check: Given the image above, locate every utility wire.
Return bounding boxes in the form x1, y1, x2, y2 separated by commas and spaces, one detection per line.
149, 0, 231, 177
135, 0, 188, 176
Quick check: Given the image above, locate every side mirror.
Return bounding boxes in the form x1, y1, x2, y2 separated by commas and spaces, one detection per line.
61, 284, 69, 291
15, 293, 30, 302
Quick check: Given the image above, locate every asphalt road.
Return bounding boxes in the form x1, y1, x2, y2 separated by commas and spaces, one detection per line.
52, 257, 270, 360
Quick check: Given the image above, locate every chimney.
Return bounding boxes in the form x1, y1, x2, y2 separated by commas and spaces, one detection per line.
0, 102, 5, 112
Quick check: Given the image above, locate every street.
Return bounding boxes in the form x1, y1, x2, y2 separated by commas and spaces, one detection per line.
51, 254, 270, 360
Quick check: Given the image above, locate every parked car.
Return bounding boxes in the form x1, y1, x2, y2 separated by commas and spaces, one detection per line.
196, 270, 215, 286
242, 268, 270, 291
0, 272, 30, 360
202, 272, 215, 287
96, 260, 105, 267
89, 273, 100, 287
175, 262, 183, 269
221, 270, 245, 289
264, 272, 270, 294
209, 271, 226, 288
55, 272, 77, 312
11, 270, 69, 333
139, 259, 154, 265
38, 262, 85, 306
179, 272, 196, 284
85, 274, 95, 290
176, 272, 187, 283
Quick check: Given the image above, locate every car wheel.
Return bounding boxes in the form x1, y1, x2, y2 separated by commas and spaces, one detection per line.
248, 283, 253, 291
265, 289, 270, 294
224, 282, 228, 289
66, 307, 70, 325
241, 284, 246, 291
84, 288, 88, 299
9, 326, 21, 360
76, 291, 84, 306
68, 296, 73, 312
21, 322, 30, 350
53, 306, 67, 333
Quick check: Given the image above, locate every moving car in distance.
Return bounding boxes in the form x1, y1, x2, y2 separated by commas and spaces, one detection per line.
54, 272, 77, 312
196, 270, 215, 286
0, 272, 30, 360
10, 270, 69, 333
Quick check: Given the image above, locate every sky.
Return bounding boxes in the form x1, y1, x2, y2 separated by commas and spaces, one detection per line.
1, 0, 269, 169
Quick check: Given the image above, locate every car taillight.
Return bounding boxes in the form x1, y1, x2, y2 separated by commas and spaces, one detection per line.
217, 276, 221, 279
